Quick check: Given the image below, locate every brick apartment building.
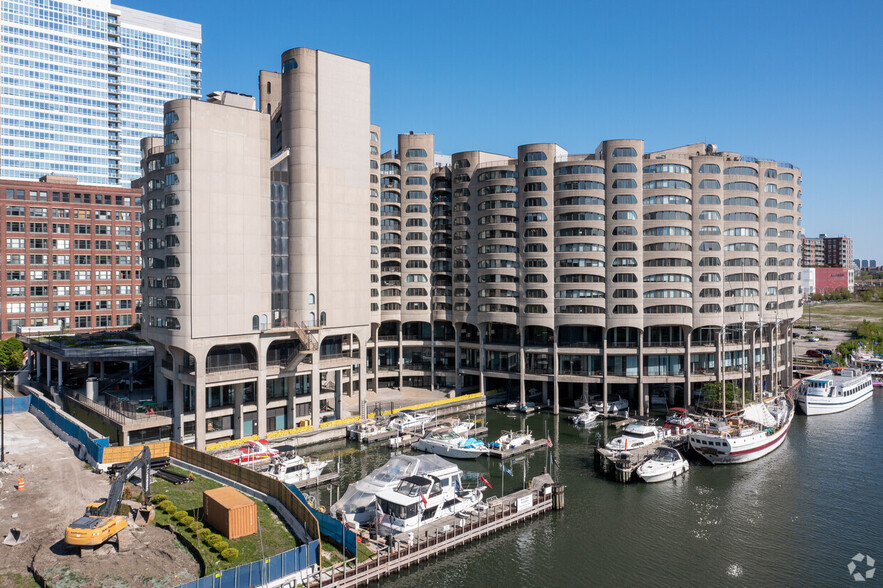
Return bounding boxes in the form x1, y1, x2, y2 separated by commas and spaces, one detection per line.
1, 176, 142, 337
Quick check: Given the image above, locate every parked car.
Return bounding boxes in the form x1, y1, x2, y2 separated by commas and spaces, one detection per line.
807, 336, 820, 342
793, 333, 801, 339
810, 326, 822, 332
806, 350, 825, 358
816, 348, 834, 356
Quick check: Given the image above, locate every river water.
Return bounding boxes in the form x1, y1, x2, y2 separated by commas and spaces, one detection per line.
311, 393, 883, 587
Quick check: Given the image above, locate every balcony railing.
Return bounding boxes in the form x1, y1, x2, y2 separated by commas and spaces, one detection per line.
205, 362, 257, 374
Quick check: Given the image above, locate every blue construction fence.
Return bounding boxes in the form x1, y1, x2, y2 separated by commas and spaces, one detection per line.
286, 483, 358, 556
177, 540, 319, 588
28, 392, 108, 463
2, 395, 30, 413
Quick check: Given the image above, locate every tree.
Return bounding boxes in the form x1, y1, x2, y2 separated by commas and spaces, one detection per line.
700, 381, 746, 408
0, 338, 24, 371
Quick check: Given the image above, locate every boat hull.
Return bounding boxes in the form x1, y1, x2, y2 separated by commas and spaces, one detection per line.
637, 461, 689, 483
412, 440, 486, 459
797, 387, 873, 415
689, 398, 794, 465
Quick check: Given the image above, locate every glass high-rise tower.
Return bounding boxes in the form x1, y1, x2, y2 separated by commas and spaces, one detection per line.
0, 0, 201, 186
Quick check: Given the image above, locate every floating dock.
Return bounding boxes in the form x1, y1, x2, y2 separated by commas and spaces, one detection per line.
304, 478, 564, 587
292, 471, 341, 490
595, 436, 689, 483
486, 438, 548, 459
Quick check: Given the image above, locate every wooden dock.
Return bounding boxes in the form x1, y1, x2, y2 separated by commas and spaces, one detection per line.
292, 471, 341, 490
302, 482, 564, 587
487, 438, 548, 459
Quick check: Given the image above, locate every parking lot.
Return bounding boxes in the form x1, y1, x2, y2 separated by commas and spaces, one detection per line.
791, 327, 852, 359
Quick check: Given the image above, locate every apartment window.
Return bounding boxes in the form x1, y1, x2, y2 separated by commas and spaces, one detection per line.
74, 317, 92, 329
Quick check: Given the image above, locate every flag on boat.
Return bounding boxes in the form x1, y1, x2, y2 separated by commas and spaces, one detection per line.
454, 478, 461, 492
502, 465, 513, 477
479, 474, 493, 489
420, 493, 428, 507
546, 433, 553, 448
376, 500, 385, 524
551, 456, 560, 468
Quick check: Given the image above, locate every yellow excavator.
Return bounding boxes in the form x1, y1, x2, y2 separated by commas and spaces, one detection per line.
64, 447, 155, 551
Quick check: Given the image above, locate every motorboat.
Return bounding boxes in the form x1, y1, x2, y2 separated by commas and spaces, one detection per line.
222, 439, 280, 466
376, 471, 484, 536
264, 451, 329, 485
434, 417, 476, 437
571, 409, 600, 427
489, 428, 535, 450
605, 422, 665, 451
592, 395, 628, 413
388, 410, 434, 432
650, 390, 668, 409
349, 419, 389, 442
663, 407, 695, 430
636, 447, 689, 483
575, 394, 601, 411
870, 371, 883, 388
688, 395, 794, 465
796, 368, 874, 415
412, 427, 489, 459
330, 454, 457, 526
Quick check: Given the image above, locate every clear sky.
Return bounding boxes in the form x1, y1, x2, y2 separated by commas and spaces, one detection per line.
122, 0, 882, 260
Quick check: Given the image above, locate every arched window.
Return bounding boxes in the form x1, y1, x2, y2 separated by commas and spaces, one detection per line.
320, 312, 326, 326
252, 315, 259, 330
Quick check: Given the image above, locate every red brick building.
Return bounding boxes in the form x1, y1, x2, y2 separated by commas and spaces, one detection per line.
1, 176, 142, 337
814, 267, 854, 294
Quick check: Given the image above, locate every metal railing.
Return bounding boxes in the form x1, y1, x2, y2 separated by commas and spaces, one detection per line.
205, 361, 257, 374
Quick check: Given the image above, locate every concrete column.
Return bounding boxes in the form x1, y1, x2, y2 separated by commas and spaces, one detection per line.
286, 376, 296, 429
99, 361, 105, 380
359, 333, 368, 419
542, 380, 549, 406
35, 352, 41, 379
601, 330, 608, 417
257, 372, 268, 438
749, 327, 757, 401
785, 323, 794, 387
172, 378, 184, 443
57, 358, 63, 389
552, 328, 559, 414
233, 383, 244, 438
311, 352, 320, 429
668, 382, 675, 406
684, 330, 692, 407
582, 382, 589, 405
194, 366, 207, 451
334, 368, 343, 420
478, 327, 486, 396
430, 321, 436, 393
637, 334, 645, 416
87, 360, 94, 378
770, 324, 777, 391
372, 324, 379, 394
715, 328, 724, 390
455, 327, 462, 393
46, 354, 51, 386
519, 330, 526, 407
153, 353, 164, 407
397, 322, 404, 391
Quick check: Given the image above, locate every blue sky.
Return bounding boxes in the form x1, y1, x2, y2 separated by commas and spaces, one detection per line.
123, 0, 883, 260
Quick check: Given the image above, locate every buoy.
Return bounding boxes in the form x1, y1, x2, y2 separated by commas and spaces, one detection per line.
16, 478, 24, 491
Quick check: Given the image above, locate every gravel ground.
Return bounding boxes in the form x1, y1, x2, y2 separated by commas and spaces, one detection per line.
0, 410, 199, 587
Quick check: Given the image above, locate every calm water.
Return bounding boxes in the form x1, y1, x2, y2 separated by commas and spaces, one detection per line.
309, 393, 883, 587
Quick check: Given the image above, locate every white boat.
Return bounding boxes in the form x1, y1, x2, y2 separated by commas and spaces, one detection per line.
575, 394, 601, 411
663, 407, 695, 430
688, 395, 794, 465
330, 454, 456, 526
592, 395, 629, 413
221, 439, 280, 466
605, 421, 665, 451
571, 409, 600, 427
434, 417, 475, 437
870, 371, 883, 388
376, 471, 484, 536
636, 447, 690, 483
265, 452, 329, 485
412, 427, 489, 459
797, 368, 874, 415
489, 428, 534, 450
388, 410, 434, 432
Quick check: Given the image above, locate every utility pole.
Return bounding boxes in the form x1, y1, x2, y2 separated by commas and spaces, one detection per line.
1, 369, 6, 463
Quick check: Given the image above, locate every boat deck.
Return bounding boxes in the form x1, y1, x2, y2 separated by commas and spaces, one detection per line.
487, 438, 548, 459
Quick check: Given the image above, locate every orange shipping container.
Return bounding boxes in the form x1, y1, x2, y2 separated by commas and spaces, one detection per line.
203, 486, 257, 540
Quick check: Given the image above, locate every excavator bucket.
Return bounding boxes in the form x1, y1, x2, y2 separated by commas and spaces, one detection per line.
3, 527, 28, 546
132, 505, 155, 526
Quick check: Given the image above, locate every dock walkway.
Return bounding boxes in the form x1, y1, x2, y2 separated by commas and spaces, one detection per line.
303, 484, 563, 587
487, 438, 548, 459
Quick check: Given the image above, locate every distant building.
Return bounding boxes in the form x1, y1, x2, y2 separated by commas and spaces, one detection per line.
801, 234, 852, 269
802, 267, 854, 296
862, 259, 870, 268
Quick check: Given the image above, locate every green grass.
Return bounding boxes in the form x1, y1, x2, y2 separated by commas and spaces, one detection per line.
795, 301, 883, 332
152, 467, 301, 575
0, 573, 40, 588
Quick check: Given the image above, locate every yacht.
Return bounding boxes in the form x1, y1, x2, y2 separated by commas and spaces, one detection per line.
265, 451, 330, 485
330, 454, 456, 526
489, 428, 535, 450
376, 471, 485, 536
870, 371, 883, 388
388, 410, 434, 432
605, 421, 665, 451
688, 395, 794, 465
222, 439, 280, 466
592, 395, 629, 413
412, 427, 489, 459
797, 368, 874, 415
636, 447, 690, 483
663, 407, 695, 430
571, 409, 600, 427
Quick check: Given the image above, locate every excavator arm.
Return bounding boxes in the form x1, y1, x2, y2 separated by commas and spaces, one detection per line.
101, 446, 151, 517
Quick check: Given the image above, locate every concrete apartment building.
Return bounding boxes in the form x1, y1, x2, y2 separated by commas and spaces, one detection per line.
802, 234, 852, 268
1, 175, 142, 336
0, 0, 201, 186
143, 48, 803, 449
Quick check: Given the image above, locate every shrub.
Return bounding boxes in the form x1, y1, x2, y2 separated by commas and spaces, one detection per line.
188, 522, 199, 533
181, 516, 194, 526
172, 511, 187, 522
198, 528, 212, 540
158, 500, 173, 511
163, 504, 177, 515
207, 533, 222, 545
151, 494, 167, 505
221, 548, 238, 562
214, 541, 228, 553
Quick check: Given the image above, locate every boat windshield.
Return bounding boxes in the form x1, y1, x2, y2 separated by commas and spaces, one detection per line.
625, 431, 657, 439
395, 477, 431, 497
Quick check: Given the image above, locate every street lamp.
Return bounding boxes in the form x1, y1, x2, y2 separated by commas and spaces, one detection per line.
1, 368, 6, 463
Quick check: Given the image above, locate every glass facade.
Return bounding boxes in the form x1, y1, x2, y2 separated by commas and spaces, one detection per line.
0, 0, 201, 186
